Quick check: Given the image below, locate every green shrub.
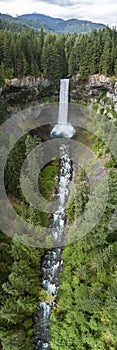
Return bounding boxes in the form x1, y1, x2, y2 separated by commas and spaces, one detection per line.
102, 95, 109, 103
100, 107, 104, 114
95, 90, 107, 101
106, 106, 111, 114
92, 104, 99, 111
104, 156, 117, 168
39, 159, 58, 201
112, 110, 117, 119
97, 150, 103, 158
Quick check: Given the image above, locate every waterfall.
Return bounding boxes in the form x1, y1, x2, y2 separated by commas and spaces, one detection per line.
58, 79, 69, 125
50, 78, 75, 138
34, 79, 74, 349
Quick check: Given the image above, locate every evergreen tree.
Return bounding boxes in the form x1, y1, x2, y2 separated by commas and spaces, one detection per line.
50, 169, 117, 350
0, 26, 117, 81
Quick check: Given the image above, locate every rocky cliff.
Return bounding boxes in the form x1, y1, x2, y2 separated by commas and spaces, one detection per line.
70, 74, 117, 107
0, 76, 57, 105
0, 74, 117, 109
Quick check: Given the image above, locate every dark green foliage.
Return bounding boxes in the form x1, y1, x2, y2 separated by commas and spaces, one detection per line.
0, 222, 13, 349
4, 135, 26, 198
0, 231, 12, 300
39, 159, 58, 201
92, 103, 99, 111
0, 127, 59, 349
112, 110, 117, 119
0, 132, 43, 350
0, 21, 117, 350
95, 90, 107, 101
68, 27, 117, 78
0, 26, 117, 84
50, 169, 117, 350
41, 33, 67, 81
0, 97, 8, 123
66, 168, 89, 224
0, 241, 44, 350
104, 154, 117, 168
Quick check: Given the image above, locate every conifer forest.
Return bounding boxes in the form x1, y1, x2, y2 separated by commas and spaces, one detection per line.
0, 18, 117, 350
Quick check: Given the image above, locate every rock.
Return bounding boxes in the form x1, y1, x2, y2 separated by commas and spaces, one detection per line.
4, 76, 51, 89
1, 74, 117, 108
108, 112, 113, 119
85, 74, 113, 90
107, 91, 117, 103
0, 76, 58, 105
114, 103, 117, 112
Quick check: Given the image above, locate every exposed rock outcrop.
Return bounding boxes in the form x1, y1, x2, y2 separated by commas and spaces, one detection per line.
4, 76, 51, 88
85, 74, 113, 90
1, 74, 117, 109
0, 76, 58, 105
70, 74, 117, 113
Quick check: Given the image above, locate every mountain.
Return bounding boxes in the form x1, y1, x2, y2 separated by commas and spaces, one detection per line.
17, 13, 64, 30
16, 13, 106, 33
0, 13, 106, 34
16, 17, 53, 32
0, 15, 28, 32
0, 13, 13, 21
0, 13, 52, 32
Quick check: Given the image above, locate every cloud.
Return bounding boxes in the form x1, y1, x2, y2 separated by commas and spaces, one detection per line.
0, 0, 13, 2
0, 0, 117, 25
33, 0, 92, 8
56, 0, 117, 25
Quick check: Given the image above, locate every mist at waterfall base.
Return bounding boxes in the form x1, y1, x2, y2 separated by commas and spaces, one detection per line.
50, 79, 75, 138
34, 79, 73, 349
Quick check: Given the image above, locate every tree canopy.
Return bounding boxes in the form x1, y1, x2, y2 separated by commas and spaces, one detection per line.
0, 26, 117, 84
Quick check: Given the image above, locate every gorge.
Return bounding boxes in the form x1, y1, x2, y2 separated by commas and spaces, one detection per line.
34, 79, 72, 349
0, 18, 117, 350
0, 73, 117, 350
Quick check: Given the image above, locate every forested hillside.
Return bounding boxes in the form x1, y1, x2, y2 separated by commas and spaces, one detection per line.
0, 21, 117, 350
50, 168, 117, 350
0, 102, 58, 349
0, 13, 106, 34
0, 26, 117, 85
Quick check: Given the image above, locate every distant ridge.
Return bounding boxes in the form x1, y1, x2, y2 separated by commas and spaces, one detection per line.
0, 12, 106, 34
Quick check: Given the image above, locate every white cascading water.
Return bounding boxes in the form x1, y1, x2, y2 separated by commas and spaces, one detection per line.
34, 145, 71, 350
34, 79, 72, 349
58, 79, 69, 124
50, 79, 75, 138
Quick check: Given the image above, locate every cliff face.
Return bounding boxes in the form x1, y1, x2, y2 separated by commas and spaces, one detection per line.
70, 74, 117, 107
0, 74, 117, 108
86, 75, 117, 102
86, 74, 114, 90
70, 74, 117, 112
3, 76, 51, 88
0, 76, 57, 105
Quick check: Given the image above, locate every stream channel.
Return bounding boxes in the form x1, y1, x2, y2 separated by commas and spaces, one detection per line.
34, 79, 74, 349
34, 143, 72, 350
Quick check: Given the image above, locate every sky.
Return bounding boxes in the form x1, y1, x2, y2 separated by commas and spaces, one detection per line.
0, 0, 117, 27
